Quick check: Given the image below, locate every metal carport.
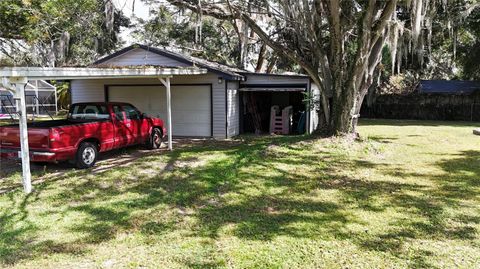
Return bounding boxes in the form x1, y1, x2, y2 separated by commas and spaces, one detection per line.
0, 66, 207, 194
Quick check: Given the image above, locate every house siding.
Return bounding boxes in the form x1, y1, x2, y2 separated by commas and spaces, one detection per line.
71, 80, 106, 102
226, 81, 240, 137
309, 83, 320, 133
99, 48, 191, 67
71, 74, 227, 138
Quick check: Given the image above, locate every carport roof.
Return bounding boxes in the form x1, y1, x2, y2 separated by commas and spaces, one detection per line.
0, 66, 207, 80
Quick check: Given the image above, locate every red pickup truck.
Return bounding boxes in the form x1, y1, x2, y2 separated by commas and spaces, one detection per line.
0, 102, 166, 168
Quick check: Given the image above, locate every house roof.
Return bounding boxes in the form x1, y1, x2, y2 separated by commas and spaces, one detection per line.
239, 87, 306, 92
419, 80, 480, 94
93, 44, 246, 80
238, 71, 309, 78
93, 44, 311, 81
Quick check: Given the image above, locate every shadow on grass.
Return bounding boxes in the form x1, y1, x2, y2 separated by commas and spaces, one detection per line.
355, 149, 480, 268
0, 188, 88, 264
0, 133, 479, 267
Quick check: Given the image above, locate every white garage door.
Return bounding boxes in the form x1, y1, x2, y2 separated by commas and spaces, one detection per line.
109, 85, 211, 136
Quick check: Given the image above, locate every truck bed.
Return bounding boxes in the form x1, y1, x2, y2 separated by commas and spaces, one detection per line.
0, 119, 110, 151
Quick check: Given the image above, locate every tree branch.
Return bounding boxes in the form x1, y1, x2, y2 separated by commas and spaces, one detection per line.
167, 0, 331, 122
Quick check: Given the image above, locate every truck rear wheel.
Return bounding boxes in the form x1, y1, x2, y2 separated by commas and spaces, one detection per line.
147, 128, 163, 149
76, 142, 98, 169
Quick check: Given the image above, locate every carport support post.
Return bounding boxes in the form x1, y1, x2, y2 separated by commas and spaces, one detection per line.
159, 77, 173, 150
7, 77, 32, 194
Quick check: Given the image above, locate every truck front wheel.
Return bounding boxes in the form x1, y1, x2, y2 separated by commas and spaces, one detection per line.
147, 128, 163, 149
76, 142, 98, 169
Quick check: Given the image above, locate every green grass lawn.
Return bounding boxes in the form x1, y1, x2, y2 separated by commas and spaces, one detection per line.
1, 119, 479, 268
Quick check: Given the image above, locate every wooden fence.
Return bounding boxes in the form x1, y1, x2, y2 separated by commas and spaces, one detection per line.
361, 92, 480, 121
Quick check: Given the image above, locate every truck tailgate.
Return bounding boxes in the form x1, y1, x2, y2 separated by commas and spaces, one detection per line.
0, 126, 50, 150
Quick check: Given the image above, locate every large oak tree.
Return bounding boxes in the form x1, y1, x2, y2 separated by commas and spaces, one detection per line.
165, 0, 478, 135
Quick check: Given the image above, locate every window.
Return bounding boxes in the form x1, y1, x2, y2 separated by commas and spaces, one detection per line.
122, 105, 141, 120
112, 105, 125, 121
69, 104, 109, 120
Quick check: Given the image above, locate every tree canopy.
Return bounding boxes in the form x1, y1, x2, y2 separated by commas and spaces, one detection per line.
0, 0, 130, 66
132, 5, 242, 66
162, 0, 479, 134
1, 0, 478, 135
132, 1, 286, 72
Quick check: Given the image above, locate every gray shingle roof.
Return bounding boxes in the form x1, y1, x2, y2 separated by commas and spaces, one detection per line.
419, 80, 480, 94
93, 44, 310, 80
93, 44, 246, 80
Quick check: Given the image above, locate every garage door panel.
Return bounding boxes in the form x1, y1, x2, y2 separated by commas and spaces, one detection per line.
174, 124, 210, 136
109, 85, 211, 136
172, 111, 210, 121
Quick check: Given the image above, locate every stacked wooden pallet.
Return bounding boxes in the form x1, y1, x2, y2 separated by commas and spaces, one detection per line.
269, 105, 293, 135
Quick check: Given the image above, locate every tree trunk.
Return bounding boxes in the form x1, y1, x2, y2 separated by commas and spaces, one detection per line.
266, 56, 277, 73
255, 43, 267, 72
331, 87, 356, 135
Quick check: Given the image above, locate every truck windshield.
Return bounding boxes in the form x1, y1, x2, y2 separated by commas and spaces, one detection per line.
68, 104, 110, 121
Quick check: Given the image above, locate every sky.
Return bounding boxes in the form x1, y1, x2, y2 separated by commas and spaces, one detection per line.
111, 0, 152, 44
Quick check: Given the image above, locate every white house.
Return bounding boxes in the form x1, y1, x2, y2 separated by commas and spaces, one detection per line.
71, 44, 320, 138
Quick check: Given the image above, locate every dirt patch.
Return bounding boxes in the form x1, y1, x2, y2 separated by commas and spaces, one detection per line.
173, 156, 206, 169
262, 144, 283, 157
